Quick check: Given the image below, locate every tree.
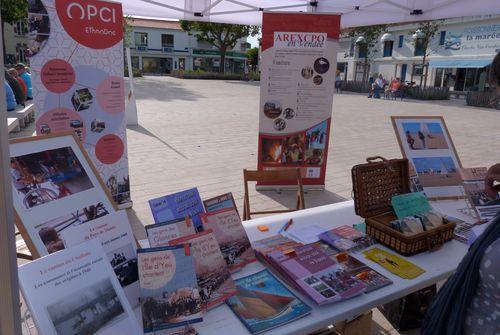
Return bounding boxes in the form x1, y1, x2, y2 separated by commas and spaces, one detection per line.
409, 20, 442, 87
347, 25, 387, 82
123, 16, 135, 49
1, 0, 28, 62
180, 21, 259, 73
247, 47, 259, 73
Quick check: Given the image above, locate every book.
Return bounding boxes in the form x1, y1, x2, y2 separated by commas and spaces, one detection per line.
60, 210, 140, 307
363, 247, 425, 279
462, 180, 500, 222
226, 269, 311, 335
318, 225, 374, 252
18, 240, 142, 335
169, 230, 238, 309
146, 217, 196, 247
138, 245, 203, 333
149, 188, 205, 231
203, 192, 238, 213
268, 244, 366, 305
201, 208, 256, 271
252, 235, 303, 260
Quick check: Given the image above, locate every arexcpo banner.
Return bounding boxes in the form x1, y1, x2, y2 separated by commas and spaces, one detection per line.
258, 13, 340, 188
28, 0, 131, 206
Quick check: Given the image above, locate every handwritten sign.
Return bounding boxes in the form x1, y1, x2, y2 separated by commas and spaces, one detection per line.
391, 192, 431, 219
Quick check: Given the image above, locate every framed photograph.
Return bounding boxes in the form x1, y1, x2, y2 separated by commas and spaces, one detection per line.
391, 116, 463, 199
10, 132, 117, 258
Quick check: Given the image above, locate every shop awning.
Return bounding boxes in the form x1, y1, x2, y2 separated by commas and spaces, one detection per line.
428, 58, 492, 68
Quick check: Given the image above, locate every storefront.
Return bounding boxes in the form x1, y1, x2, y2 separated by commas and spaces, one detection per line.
192, 49, 247, 74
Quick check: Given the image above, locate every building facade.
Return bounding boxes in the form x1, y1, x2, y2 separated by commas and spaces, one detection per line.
337, 15, 500, 92
3, 20, 29, 65
129, 18, 249, 74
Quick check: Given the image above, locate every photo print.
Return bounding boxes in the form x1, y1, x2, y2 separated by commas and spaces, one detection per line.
107, 244, 139, 288
263, 100, 282, 119
313, 75, 323, 85
10, 147, 93, 210
412, 156, 461, 187
27, 0, 50, 58
261, 134, 306, 165
402, 122, 449, 150
301, 66, 314, 79
313, 57, 330, 74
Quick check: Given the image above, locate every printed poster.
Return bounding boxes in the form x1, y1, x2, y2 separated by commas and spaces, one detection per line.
28, 0, 131, 206
258, 13, 340, 187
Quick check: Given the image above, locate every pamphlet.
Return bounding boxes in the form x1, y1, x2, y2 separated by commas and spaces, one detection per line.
19, 240, 142, 335
283, 224, 328, 244
462, 180, 500, 222
138, 245, 203, 333
226, 269, 311, 335
60, 210, 140, 307
149, 188, 205, 231
363, 247, 425, 279
201, 208, 256, 271
391, 192, 432, 219
146, 217, 196, 247
203, 192, 237, 213
169, 230, 238, 309
319, 225, 374, 252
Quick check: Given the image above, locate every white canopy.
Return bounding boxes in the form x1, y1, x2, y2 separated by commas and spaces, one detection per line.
123, 0, 500, 28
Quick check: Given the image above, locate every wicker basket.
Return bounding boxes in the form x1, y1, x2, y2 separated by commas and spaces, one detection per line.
352, 156, 456, 256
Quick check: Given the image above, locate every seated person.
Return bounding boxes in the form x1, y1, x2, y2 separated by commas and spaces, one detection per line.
4, 80, 17, 111
389, 77, 401, 92
5, 70, 26, 106
15, 63, 32, 100
368, 74, 385, 98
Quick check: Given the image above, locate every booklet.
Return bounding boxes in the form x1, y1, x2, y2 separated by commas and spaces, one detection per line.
138, 245, 203, 333
319, 225, 374, 252
226, 269, 311, 335
149, 188, 205, 231
18, 240, 142, 335
462, 180, 500, 222
169, 230, 238, 310
363, 247, 425, 279
203, 192, 238, 213
60, 210, 140, 307
201, 208, 256, 271
268, 244, 366, 305
146, 217, 196, 248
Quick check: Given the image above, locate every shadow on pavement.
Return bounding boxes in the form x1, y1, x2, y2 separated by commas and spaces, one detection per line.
127, 124, 188, 159
257, 189, 347, 210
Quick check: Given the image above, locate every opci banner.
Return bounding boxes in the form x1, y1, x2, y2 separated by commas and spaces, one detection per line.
28, 0, 131, 206
258, 13, 340, 187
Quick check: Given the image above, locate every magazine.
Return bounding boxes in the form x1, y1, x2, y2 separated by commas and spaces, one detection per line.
268, 244, 366, 304
203, 192, 238, 213
226, 269, 311, 335
363, 247, 425, 279
201, 208, 256, 271
138, 245, 203, 333
318, 225, 374, 252
146, 217, 196, 247
459, 167, 500, 221
18, 240, 142, 335
252, 235, 303, 260
169, 230, 238, 309
60, 210, 140, 307
149, 188, 205, 231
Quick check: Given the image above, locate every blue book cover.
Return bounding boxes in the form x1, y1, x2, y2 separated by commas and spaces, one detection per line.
226, 269, 311, 334
138, 245, 203, 333
149, 188, 205, 231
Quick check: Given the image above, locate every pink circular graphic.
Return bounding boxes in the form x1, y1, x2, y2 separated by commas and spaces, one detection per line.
41, 59, 76, 93
95, 134, 124, 164
36, 108, 86, 142
97, 76, 125, 114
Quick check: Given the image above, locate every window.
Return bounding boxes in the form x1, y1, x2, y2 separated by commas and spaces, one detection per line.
383, 41, 394, 57
439, 31, 446, 46
358, 44, 367, 59
412, 64, 424, 76
414, 39, 425, 56
398, 35, 404, 48
161, 34, 174, 48
134, 32, 148, 46
14, 20, 27, 35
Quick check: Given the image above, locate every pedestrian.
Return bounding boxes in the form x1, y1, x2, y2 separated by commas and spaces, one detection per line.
14, 63, 33, 100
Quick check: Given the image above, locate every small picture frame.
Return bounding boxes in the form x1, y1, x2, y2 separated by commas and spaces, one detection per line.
9, 132, 117, 258
391, 116, 463, 199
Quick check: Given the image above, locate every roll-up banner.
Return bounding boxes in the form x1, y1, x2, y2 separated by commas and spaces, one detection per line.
28, 0, 131, 207
257, 12, 340, 189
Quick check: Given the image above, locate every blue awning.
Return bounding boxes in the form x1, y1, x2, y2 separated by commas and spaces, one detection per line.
429, 58, 492, 68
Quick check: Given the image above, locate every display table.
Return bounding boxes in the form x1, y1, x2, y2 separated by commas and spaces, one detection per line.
138, 199, 480, 335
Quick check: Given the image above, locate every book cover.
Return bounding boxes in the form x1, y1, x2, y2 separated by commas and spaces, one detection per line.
146, 217, 196, 248
252, 235, 303, 258
463, 180, 500, 221
138, 245, 203, 333
268, 244, 366, 304
203, 192, 237, 213
319, 225, 374, 252
149, 188, 205, 231
18, 240, 142, 335
60, 210, 140, 307
201, 208, 256, 271
169, 230, 238, 309
226, 269, 311, 335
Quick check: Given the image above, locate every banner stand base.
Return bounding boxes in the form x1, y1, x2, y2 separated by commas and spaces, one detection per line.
256, 185, 325, 192
118, 200, 133, 210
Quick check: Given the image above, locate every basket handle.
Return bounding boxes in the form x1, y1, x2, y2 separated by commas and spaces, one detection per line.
426, 234, 444, 252
366, 156, 388, 163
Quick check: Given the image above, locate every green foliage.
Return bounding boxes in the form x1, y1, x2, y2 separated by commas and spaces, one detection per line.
348, 24, 387, 62
171, 69, 259, 81
247, 47, 259, 71
123, 16, 134, 48
1, 0, 28, 25
180, 20, 259, 72
408, 20, 442, 58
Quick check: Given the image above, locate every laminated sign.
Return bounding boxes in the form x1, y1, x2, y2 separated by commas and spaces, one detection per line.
28, 0, 131, 206
258, 13, 340, 187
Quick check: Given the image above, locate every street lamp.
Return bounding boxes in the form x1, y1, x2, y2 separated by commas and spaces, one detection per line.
355, 36, 366, 44
412, 29, 424, 40
380, 33, 394, 42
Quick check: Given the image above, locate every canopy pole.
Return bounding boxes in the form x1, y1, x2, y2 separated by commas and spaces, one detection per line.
0, 12, 22, 335
126, 47, 139, 126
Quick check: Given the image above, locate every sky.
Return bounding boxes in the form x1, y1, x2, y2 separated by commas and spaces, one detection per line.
247, 33, 261, 48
